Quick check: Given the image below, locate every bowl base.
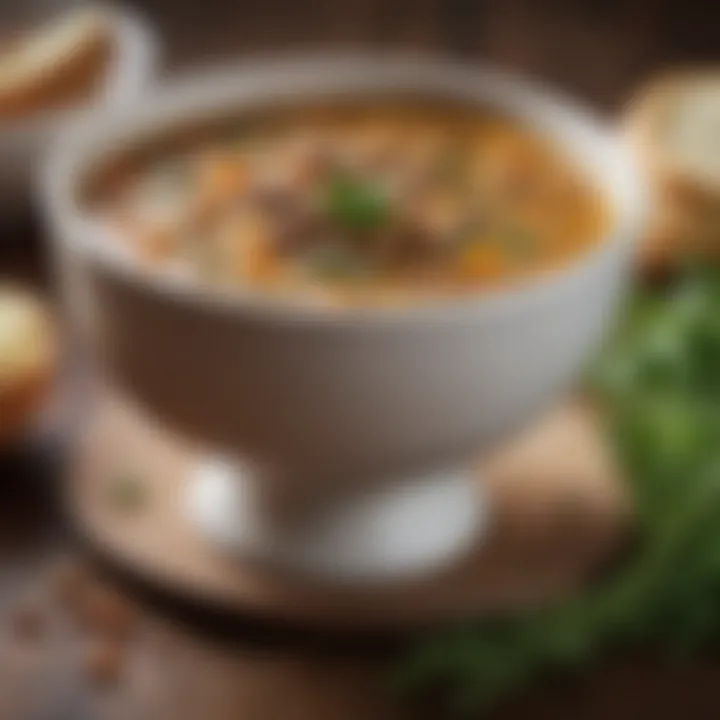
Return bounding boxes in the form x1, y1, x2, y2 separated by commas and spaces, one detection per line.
185, 457, 486, 583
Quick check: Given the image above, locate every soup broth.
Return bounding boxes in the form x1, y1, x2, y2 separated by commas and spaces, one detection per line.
94, 102, 610, 306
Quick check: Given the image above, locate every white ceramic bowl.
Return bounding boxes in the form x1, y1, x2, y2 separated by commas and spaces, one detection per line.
0, 3, 159, 213
43, 56, 645, 581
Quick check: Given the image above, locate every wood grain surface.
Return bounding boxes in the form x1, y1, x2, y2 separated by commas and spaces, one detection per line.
69, 388, 627, 629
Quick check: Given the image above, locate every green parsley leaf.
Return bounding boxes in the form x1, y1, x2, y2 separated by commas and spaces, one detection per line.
325, 173, 390, 232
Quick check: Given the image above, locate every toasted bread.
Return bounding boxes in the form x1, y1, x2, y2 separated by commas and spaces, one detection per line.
0, 288, 55, 447
624, 70, 720, 274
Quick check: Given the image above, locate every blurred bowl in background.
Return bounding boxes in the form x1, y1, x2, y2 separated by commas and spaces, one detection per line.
0, 2, 160, 216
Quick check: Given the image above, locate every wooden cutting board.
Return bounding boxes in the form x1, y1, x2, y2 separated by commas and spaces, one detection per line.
68, 386, 631, 629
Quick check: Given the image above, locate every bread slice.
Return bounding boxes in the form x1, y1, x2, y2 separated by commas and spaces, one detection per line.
624, 70, 720, 274
0, 7, 113, 121
0, 288, 56, 447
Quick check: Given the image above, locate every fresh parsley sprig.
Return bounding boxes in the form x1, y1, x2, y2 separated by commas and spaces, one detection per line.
398, 268, 720, 714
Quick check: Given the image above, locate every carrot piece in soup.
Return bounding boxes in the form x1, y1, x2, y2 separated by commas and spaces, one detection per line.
219, 212, 278, 282
456, 242, 508, 281
198, 155, 248, 204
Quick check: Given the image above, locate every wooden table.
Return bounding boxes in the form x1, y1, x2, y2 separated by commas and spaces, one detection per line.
1, 1, 719, 717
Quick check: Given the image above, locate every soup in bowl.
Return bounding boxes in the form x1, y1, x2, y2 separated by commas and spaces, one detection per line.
44, 57, 644, 581
90, 101, 609, 306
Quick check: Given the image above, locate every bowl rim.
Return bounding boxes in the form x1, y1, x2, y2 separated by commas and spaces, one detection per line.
43, 53, 647, 326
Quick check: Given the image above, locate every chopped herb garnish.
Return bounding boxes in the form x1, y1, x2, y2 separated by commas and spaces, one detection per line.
325, 173, 390, 232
